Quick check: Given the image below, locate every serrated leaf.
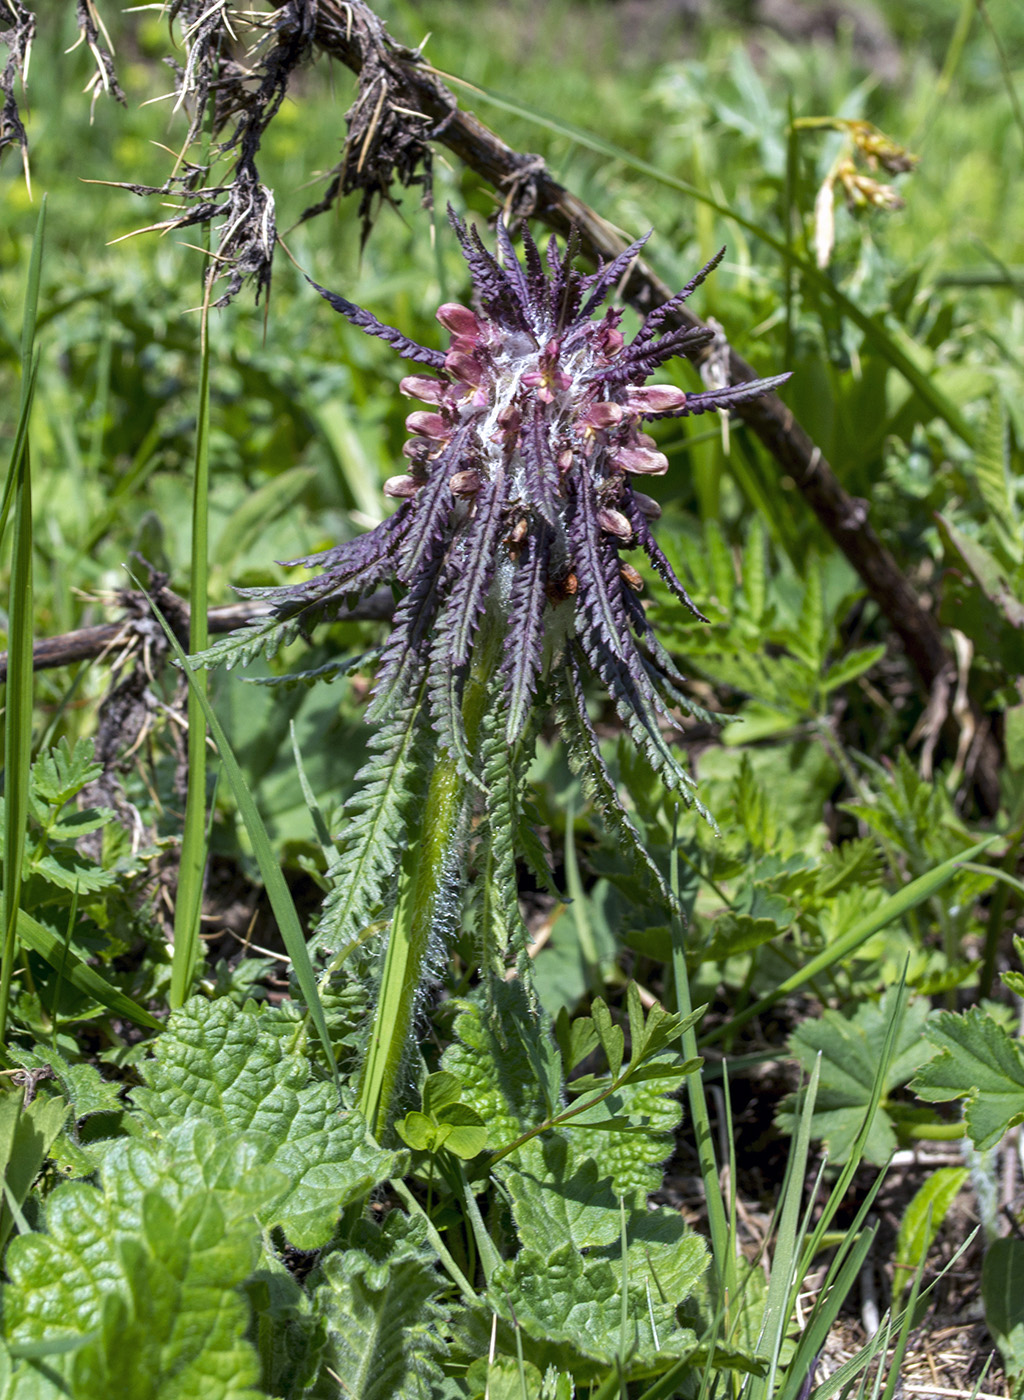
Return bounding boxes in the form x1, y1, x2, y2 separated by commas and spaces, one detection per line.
9, 1049, 123, 1122
590, 999, 624, 1079
505, 1136, 621, 1252
571, 1059, 688, 1199
704, 912, 785, 960
777, 990, 934, 1165
441, 985, 550, 1150
467, 1354, 545, 1400
30, 739, 101, 807
485, 1222, 705, 1375
893, 1168, 968, 1307
29, 850, 118, 895
0, 1091, 67, 1252
307, 1214, 448, 1400
131, 997, 394, 1247
554, 1008, 599, 1077
2, 1121, 271, 1400
912, 1007, 1024, 1151
820, 643, 886, 695
35, 808, 114, 842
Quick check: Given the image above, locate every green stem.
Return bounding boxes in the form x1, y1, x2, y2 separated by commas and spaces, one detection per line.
170, 280, 213, 1007
669, 813, 732, 1302
359, 609, 503, 1139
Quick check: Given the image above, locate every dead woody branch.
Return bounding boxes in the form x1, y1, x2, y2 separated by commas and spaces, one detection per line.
0, 588, 395, 684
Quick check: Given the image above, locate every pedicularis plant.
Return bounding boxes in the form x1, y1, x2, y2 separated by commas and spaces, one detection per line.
201, 213, 786, 1136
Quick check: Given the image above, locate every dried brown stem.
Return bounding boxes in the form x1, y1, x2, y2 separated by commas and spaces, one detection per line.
0, 589, 395, 683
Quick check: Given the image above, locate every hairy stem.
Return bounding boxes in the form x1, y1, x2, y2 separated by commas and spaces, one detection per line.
359, 607, 504, 1139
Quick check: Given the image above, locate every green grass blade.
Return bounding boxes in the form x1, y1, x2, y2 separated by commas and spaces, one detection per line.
170, 297, 213, 1008
756, 1055, 821, 1394
136, 580, 341, 1098
701, 838, 995, 1047
16, 908, 160, 1030
0, 203, 46, 1049
441, 74, 975, 446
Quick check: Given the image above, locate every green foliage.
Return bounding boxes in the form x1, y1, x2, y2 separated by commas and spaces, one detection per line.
2, 0, 1023, 1392
131, 997, 394, 1248
982, 1239, 1024, 1387
893, 1168, 968, 1308
2, 1121, 271, 1399
912, 1006, 1024, 1151
777, 989, 935, 1165
306, 1213, 448, 1400
396, 1072, 489, 1161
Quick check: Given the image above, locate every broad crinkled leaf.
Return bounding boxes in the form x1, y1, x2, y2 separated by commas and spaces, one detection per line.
912, 1007, 1024, 1151
2, 1122, 272, 1400
777, 990, 934, 1165
486, 1222, 704, 1374
307, 1214, 447, 1400
505, 1136, 621, 1251
131, 996, 394, 1246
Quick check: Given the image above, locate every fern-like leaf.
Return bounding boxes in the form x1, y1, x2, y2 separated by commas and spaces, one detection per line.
313, 689, 430, 957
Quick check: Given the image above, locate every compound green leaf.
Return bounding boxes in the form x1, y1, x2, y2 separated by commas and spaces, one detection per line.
777, 990, 933, 1165
912, 1007, 1024, 1151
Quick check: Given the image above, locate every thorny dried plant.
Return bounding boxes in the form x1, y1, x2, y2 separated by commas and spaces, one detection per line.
0, 0, 445, 305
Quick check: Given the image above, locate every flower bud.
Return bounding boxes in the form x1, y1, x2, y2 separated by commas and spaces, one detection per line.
597, 507, 633, 540
402, 437, 433, 459
383, 474, 419, 498
611, 445, 670, 476
620, 563, 645, 592
399, 375, 446, 403
444, 350, 484, 386
632, 491, 662, 520
595, 324, 624, 357
437, 303, 482, 338
625, 385, 687, 414
449, 470, 483, 497
404, 410, 448, 440
580, 401, 625, 430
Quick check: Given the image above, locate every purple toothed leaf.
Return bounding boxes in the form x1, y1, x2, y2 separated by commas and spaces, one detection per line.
307, 279, 447, 369
674, 373, 793, 417
623, 492, 708, 621
574, 232, 651, 325
502, 527, 552, 746
631, 246, 726, 349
